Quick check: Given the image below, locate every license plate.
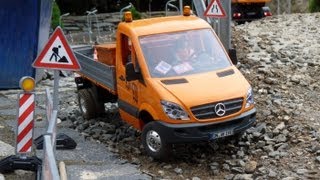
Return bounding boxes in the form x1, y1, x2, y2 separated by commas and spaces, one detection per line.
209, 129, 234, 140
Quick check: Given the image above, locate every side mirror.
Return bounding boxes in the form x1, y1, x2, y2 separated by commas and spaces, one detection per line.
228, 49, 238, 65
125, 62, 140, 81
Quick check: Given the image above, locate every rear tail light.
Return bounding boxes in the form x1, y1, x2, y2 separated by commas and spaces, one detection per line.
233, 13, 242, 18
264, 12, 272, 16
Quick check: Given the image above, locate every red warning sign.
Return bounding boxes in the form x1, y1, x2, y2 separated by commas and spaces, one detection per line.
204, 0, 226, 18
32, 27, 81, 71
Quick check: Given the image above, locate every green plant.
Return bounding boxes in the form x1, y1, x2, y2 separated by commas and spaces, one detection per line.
130, 6, 142, 20
309, 0, 320, 12
52, 1, 61, 29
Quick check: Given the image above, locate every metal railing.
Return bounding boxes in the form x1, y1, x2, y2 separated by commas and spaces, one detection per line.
41, 89, 60, 180
86, 9, 101, 43
165, 0, 179, 16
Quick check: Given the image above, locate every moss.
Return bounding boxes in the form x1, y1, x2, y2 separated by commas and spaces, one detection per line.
309, 0, 320, 12
51, 1, 61, 29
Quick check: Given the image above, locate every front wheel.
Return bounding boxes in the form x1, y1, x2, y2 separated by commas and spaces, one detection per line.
141, 122, 172, 160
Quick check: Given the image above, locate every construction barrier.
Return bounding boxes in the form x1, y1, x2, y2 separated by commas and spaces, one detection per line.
0, 76, 41, 174
41, 110, 60, 180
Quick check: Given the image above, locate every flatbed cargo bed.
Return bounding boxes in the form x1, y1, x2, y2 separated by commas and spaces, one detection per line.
73, 45, 116, 93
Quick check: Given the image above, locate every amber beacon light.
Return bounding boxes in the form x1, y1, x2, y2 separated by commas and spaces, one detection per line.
183, 6, 191, 16
19, 76, 35, 92
125, 11, 133, 22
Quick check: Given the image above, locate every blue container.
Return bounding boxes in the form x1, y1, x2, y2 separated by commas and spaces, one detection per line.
0, 0, 52, 89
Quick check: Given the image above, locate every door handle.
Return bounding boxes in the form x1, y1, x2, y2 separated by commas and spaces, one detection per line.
119, 75, 125, 81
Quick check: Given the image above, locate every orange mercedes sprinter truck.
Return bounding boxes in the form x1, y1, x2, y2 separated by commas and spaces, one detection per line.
74, 7, 256, 159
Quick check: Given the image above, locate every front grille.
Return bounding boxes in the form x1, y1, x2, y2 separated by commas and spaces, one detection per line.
191, 98, 243, 120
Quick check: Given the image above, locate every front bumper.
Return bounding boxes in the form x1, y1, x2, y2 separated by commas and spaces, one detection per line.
154, 108, 256, 143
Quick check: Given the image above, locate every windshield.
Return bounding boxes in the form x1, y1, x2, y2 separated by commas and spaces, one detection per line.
139, 29, 231, 78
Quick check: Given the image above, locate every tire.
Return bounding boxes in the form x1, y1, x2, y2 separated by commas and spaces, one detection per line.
88, 87, 105, 114
78, 89, 97, 119
141, 122, 172, 160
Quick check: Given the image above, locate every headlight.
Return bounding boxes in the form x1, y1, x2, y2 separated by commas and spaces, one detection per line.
161, 100, 189, 120
245, 87, 254, 108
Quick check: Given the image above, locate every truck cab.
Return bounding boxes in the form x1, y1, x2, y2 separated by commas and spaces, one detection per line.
74, 7, 256, 160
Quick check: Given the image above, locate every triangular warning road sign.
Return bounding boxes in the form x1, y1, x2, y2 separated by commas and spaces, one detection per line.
33, 27, 81, 71
204, 0, 226, 18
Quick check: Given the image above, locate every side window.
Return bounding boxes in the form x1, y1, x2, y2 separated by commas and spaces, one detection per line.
120, 33, 140, 72
120, 34, 132, 65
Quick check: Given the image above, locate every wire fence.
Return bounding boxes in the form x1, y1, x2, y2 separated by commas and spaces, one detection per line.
61, 13, 117, 45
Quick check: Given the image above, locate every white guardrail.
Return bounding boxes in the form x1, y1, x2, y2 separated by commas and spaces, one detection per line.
42, 88, 60, 180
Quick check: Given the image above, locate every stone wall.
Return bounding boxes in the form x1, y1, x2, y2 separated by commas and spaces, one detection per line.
267, 0, 309, 14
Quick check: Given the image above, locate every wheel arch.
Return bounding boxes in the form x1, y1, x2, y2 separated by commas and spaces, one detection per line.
138, 103, 160, 128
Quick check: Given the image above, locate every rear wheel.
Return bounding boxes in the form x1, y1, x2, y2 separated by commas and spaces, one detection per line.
78, 89, 98, 119
142, 122, 172, 160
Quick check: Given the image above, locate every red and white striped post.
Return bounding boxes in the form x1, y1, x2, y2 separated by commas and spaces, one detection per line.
16, 93, 35, 154
0, 76, 41, 173
15, 76, 36, 156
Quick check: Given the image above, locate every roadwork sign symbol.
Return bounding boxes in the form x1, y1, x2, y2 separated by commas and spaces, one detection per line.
33, 27, 81, 71
204, 0, 226, 18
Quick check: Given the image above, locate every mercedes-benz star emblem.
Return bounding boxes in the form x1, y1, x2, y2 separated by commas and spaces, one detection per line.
215, 103, 226, 116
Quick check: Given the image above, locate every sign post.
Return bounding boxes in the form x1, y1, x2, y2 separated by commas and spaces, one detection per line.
204, 0, 231, 50
204, 0, 226, 41
32, 26, 80, 150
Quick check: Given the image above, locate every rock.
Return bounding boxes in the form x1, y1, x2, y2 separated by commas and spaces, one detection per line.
277, 143, 289, 152
245, 161, 257, 173
274, 122, 286, 132
268, 170, 277, 178
269, 151, 280, 158
237, 150, 245, 158
253, 123, 267, 134
238, 160, 246, 167
316, 156, 320, 163
224, 174, 234, 180
192, 177, 201, 180
281, 177, 296, 180
263, 145, 274, 153
223, 163, 230, 171
163, 165, 172, 169
252, 131, 262, 138
256, 141, 266, 148
174, 167, 183, 174
158, 170, 165, 176
233, 174, 253, 180
296, 168, 308, 175
231, 167, 244, 173
100, 134, 113, 142
258, 167, 267, 174
131, 157, 140, 165
276, 134, 287, 143
225, 160, 237, 166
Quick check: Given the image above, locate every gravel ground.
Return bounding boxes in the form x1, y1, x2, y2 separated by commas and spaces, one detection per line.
1, 13, 320, 180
